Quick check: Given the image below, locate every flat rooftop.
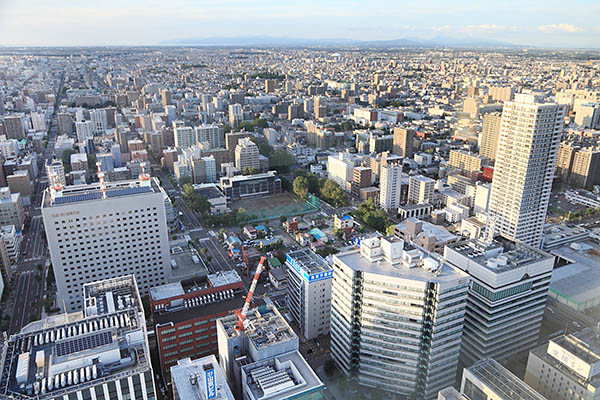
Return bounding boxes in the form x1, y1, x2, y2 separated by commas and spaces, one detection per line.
447, 237, 551, 273
42, 178, 162, 207
220, 305, 297, 351
194, 184, 226, 199
466, 359, 546, 400
542, 224, 589, 250
171, 356, 234, 400
396, 219, 456, 243
286, 249, 331, 278
241, 350, 324, 400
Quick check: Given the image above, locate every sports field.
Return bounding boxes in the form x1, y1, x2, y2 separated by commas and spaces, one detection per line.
231, 192, 317, 221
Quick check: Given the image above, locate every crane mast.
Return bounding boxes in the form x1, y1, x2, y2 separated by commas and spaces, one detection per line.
235, 256, 266, 331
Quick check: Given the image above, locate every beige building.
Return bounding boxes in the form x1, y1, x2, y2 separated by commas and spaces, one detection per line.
449, 150, 487, 174
480, 112, 502, 160
525, 328, 600, 400
392, 127, 414, 158
234, 137, 259, 171
7, 170, 31, 200
408, 174, 435, 204
0, 188, 24, 230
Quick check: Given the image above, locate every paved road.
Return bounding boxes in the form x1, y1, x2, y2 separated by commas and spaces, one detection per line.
9, 271, 42, 335
544, 298, 597, 334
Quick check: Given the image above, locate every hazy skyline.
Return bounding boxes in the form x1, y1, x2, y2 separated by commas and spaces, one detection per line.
1, 0, 599, 48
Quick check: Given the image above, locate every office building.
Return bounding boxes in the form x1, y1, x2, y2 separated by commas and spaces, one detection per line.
480, 112, 502, 161
57, 112, 73, 135
330, 236, 470, 399
0, 187, 25, 230
228, 104, 243, 128
526, 328, 600, 400
327, 152, 358, 192
459, 358, 545, 400
234, 138, 260, 171
3, 115, 25, 139
285, 249, 332, 340
216, 304, 324, 399
0, 275, 158, 400
219, 171, 281, 201
379, 163, 405, 212
488, 94, 565, 248
174, 126, 195, 149
393, 127, 414, 158
161, 89, 172, 106
409, 175, 435, 204
196, 124, 225, 149
150, 271, 245, 374
444, 237, 554, 365
89, 109, 108, 135
171, 356, 234, 400
41, 176, 170, 312
75, 120, 94, 143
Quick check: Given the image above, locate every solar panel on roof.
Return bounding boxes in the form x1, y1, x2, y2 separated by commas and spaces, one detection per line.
106, 186, 152, 198
54, 192, 103, 205
55, 331, 113, 357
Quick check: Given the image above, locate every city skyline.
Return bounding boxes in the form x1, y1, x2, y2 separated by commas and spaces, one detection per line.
0, 0, 599, 48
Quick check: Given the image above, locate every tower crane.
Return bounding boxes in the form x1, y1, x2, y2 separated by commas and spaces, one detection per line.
235, 256, 266, 331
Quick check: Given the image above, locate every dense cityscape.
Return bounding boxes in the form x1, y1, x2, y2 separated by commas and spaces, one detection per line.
0, 20, 599, 400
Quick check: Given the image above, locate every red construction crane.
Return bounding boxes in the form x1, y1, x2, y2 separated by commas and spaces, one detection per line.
235, 256, 266, 331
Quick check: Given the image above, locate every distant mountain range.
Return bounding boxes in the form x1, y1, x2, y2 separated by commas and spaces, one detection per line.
159, 35, 522, 48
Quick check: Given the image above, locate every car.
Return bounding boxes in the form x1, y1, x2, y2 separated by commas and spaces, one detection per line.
573, 321, 582, 329
547, 307, 555, 314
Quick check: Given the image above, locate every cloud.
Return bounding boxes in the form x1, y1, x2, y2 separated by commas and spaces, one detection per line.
538, 23, 583, 33
462, 24, 518, 33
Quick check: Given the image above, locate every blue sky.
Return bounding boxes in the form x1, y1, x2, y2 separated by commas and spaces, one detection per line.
0, 0, 598, 48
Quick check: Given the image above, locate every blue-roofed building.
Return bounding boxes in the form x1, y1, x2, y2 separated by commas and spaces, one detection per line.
308, 228, 328, 243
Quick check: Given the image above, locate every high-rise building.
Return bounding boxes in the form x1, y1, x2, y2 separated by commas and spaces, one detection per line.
480, 112, 502, 161
234, 138, 259, 171
150, 271, 245, 375
41, 176, 170, 312
89, 109, 108, 135
444, 237, 554, 366
0, 187, 25, 230
327, 152, 358, 192
525, 328, 600, 400
161, 89, 172, 106
174, 126, 195, 149
46, 159, 66, 186
449, 150, 488, 175
265, 79, 276, 93
488, 94, 565, 247
393, 127, 414, 158
330, 236, 470, 399
0, 275, 158, 400
3, 115, 25, 139
488, 86, 515, 102
408, 175, 435, 204
75, 120, 94, 142
285, 249, 332, 340
379, 163, 405, 212
228, 104, 243, 128
555, 141, 600, 189
225, 131, 252, 151
195, 124, 225, 149
57, 112, 73, 135
351, 166, 372, 198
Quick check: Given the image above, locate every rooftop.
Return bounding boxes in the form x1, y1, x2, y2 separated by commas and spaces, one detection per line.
286, 249, 331, 282
335, 236, 467, 284
42, 178, 162, 207
0, 276, 151, 400
241, 351, 324, 400
220, 305, 297, 351
466, 359, 546, 400
171, 356, 234, 400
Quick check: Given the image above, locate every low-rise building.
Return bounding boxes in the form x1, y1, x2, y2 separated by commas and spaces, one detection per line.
171, 355, 234, 400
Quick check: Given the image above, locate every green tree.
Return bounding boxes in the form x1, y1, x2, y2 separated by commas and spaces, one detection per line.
280, 215, 288, 223
293, 176, 309, 199
179, 175, 192, 186
60, 149, 75, 174
242, 167, 259, 175
87, 153, 97, 170
385, 224, 396, 236
268, 149, 295, 173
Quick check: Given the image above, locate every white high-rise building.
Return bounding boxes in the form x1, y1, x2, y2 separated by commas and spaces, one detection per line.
46, 159, 66, 187
89, 109, 108, 135
444, 237, 554, 366
327, 152, 357, 192
234, 138, 259, 171
409, 175, 435, 204
42, 177, 170, 312
285, 249, 332, 340
489, 93, 565, 248
379, 163, 405, 211
31, 111, 46, 132
330, 236, 470, 399
0, 275, 158, 400
174, 126, 195, 149
75, 120, 94, 142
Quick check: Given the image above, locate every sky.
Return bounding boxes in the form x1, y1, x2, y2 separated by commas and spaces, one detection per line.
0, 0, 599, 48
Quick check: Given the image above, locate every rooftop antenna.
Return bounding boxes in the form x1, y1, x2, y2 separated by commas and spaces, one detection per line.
96, 162, 106, 199
139, 162, 151, 187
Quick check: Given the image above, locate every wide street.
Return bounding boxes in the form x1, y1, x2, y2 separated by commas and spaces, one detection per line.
9, 271, 42, 335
